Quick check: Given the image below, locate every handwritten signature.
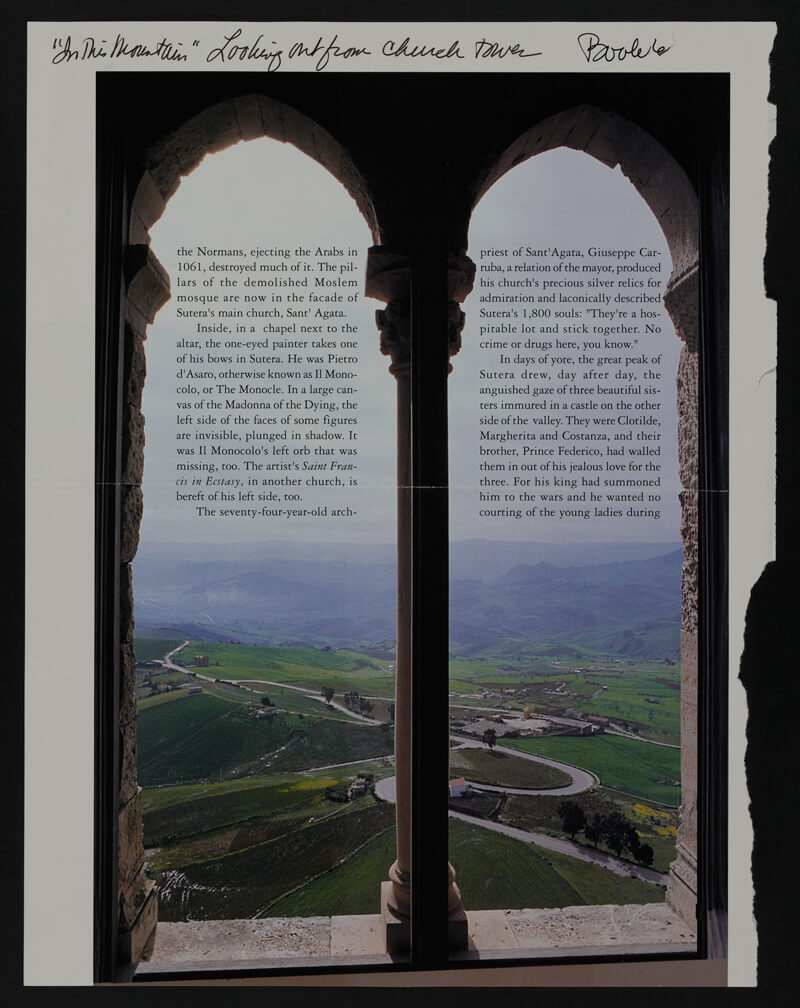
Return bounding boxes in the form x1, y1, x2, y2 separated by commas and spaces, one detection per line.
577, 33, 672, 63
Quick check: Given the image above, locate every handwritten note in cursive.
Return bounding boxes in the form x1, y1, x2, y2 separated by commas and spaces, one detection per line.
577, 33, 672, 63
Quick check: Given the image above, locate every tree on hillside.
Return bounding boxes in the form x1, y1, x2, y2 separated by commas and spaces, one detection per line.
260, 695, 272, 707
585, 813, 605, 848
599, 811, 632, 857
482, 728, 497, 749
322, 686, 335, 705
634, 842, 654, 867
557, 800, 587, 840
592, 811, 643, 860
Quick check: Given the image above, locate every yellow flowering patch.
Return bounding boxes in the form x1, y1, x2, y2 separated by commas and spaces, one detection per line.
652, 824, 677, 837
632, 802, 671, 822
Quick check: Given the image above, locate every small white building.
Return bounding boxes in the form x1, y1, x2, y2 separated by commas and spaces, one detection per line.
449, 777, 471, 799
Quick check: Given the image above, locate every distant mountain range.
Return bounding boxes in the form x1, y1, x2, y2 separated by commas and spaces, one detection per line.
133, 539, 682, 658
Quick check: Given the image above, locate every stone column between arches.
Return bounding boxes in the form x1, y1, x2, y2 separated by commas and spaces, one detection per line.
367, 247, 474, 954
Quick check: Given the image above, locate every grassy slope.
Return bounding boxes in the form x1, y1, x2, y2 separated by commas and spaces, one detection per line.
179, 641, 396, 697
143, 777, 335, 846
501, 735, 680, 806
449, 819, 662, 910
138, 693, 393, 786
138, 693, 292, 786
264, 718, 393, 772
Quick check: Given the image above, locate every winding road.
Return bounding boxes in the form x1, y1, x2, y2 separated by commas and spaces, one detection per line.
162, 642, 383, 724
375, 774, 667, 887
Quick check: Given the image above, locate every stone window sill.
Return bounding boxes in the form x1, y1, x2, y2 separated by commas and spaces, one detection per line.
135, 902, 696, 977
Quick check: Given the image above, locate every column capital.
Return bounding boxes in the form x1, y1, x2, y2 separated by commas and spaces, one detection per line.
376, 298, 411, 375
367, 247, 476, 374
366, 246, 411, 375
446, 253, 475, 371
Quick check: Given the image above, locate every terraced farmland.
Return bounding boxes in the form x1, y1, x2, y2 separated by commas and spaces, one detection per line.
152, 801, 395, 921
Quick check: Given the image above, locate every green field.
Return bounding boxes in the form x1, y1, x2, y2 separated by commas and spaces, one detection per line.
134, 637, 185, 664
143, 773, 397, 881
542, 667, 680, 744
137, 639, 399, 921
138, 693, 285, 786
500, 736, 680, 806
138, 688, 191, 711
448, 819, 663, 910
448, 654, 558, 692
176, 641, 396, 697
234, 682, 356, 721
449, 747, 571, 790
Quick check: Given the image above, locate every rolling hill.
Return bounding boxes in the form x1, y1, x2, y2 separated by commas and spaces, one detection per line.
133, 539, 682, 658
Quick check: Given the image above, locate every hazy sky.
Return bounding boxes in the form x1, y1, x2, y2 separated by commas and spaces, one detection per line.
141, 138, 680, 548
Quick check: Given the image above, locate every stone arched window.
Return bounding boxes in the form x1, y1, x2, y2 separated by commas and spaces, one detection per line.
456, 105, 702, 931
107, 93, 390, 967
